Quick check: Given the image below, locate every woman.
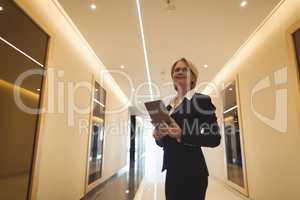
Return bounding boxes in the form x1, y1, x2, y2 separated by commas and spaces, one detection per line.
152, 58, 221, 200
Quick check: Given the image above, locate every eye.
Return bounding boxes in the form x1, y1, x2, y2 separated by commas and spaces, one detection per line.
174, 67, 189, 73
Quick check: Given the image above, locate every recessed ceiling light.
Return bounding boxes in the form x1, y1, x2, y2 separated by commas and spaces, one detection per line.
240, 1, 248, 7
90, 3, 97, 10
120, 65, 125, 69
229, 87, 233, 91
165, 0, 176, 12
125, 190, 130, 194
203, 64, 209, 68
0, 6, 3, 11
37, 88, 41, 91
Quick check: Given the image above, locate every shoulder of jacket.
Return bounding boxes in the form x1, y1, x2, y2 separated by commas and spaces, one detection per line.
192, 93, 216, 112
192, 92, 211, 100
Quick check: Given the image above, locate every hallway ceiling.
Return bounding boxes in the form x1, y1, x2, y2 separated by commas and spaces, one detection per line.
58, 0, 281, 109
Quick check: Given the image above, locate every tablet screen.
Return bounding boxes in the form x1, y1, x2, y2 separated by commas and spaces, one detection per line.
144, 100, 172, 125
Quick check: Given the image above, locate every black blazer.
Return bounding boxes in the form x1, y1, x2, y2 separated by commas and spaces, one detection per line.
155, 92, 221, 177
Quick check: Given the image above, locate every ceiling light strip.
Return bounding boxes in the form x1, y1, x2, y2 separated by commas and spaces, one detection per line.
223, 105, 238, 114
136, 0, 153, 100
0, 36, 44, 68
94, 99, 105, 107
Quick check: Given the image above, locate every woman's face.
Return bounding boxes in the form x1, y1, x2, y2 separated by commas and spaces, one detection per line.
172, 61, 194, 90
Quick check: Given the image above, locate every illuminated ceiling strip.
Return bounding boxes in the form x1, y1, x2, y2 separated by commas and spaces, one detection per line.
94, 99, 105, 107
223, 105, 238, 114
0, 36, 44, 68
136, 0, 153, 100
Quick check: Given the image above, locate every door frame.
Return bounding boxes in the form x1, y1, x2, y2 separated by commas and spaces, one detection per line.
286, 19, 300, 124
84, 75, 107, 193
222, 75, 249, 196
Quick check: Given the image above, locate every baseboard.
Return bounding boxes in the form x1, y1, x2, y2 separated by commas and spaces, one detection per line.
209, 176, 252, 200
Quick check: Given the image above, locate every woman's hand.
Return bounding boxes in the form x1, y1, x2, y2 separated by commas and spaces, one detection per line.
151, 121, 165, 141
159, 118, 182, 143
152, 128, 163, 140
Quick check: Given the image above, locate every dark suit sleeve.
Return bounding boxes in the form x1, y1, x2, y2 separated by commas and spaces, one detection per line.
155, 136, 165, 148
181, 95, 221, 148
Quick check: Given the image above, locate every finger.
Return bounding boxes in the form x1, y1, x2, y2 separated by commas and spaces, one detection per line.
168, 123, 176, 128
153, 132, 160, 138
158, 128, 169, 135
158, 128, 169, 133
162, 122, 169, 127
163, 127, 176, 131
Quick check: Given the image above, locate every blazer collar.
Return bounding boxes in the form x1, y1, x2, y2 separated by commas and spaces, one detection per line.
162, 88, 197, 107
184, 88, 197, 100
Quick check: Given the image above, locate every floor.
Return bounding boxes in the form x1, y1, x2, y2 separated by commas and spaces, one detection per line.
84, 171, 134, 200
133, 174, 247, 200
132, 132, 247, 200
86, 130, 247, 200
85, 157, 145, 200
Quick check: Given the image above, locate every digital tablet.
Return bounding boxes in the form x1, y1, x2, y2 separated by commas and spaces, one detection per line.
144, 100, 172, 125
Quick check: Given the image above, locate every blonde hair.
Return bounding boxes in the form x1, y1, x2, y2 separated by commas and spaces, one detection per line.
171, 57, 198, 91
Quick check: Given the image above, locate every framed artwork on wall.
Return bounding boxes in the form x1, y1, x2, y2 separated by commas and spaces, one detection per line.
85, 77, 107, 193
221, 76, 249, 196
293, 28, 300, 84
286, 20, 300, 123
0, 1, 49, 199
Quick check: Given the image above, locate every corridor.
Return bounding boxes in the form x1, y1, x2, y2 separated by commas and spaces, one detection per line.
1, 0, 300, 200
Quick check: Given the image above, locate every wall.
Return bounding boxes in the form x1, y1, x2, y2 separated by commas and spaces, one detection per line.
15, 0, 130, 199
203, 0, 300, 199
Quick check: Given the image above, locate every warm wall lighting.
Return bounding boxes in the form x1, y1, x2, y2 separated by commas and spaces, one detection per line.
0, 79, 39, 99
203, 64, 209, 68
240, 1, 248, 8
0, 6, 4, 11
92, 116, 104, 123
23, 0, 130, 107
120, 65, 125, 69
90, 3, 97, 10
